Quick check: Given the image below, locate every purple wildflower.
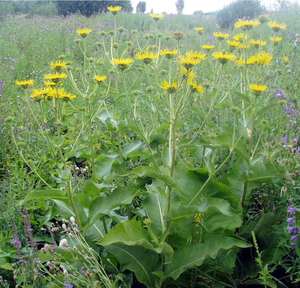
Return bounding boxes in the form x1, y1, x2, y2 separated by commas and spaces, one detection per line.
287, 203, 299, 249
284, 103, 298, 118
282, 135, 289, 147
11, 234, 22, 250
274, 89, 287, 100
64, 283, 74, 288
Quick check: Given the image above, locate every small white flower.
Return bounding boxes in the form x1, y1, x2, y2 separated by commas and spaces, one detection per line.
70, 216, 76, 224
59, 238, 69, 248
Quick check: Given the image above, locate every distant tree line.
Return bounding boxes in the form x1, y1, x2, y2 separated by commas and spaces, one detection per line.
0, 0, 133, 17
217, 0, 264, 28
56, 0, 132, 17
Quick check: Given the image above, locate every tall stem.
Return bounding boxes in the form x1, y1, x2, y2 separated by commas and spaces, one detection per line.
167, 93, 176, 217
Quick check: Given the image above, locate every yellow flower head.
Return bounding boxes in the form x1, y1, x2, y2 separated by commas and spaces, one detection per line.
180, 67, 196, 81
150, 13, 163, 21
47, 87, 76, 101
180, 55, 200, 70
95, 75, 107, 84
213, 32, 230, 40
249, 39, 267, 48
234, 19, 260, 30
201, 44, 215, 51
212, 52, 236, 64
15, 79, 34, 89
31, 87, 76, 101
112, 58, 134, 70
195, 26, 204, 34
50, 60, 67, 71
44, 73, 67, 83
249, 83, 268, 94
76, 28, 92, 38
268, 21, 287, 32
194, 212, 203, 224
185, 51, 207, 61
161, 81, 178, 93
233, 33, 248, 42
271, 36, 283, 45
136, 51, 158, 64
44, 81, 57, 87
31, 88, 49, 100
108, 5, 122, 15
160, 49, 178, 59
188, 82, 204, 94
227, 40, 242, 49
247, 52, 273, 65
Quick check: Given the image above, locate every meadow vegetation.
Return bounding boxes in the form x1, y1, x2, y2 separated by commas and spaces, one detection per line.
0, 4, 300, 288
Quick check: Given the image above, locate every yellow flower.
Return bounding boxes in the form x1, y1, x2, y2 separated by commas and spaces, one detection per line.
271, 36, 283, 45
44, 73, 67, 83
185, 51, 207, 61
249, 39, 267, 48
213, 32, 230, 40
44, 81, 57, 87
212, 52, 236, 64
47, 87, 76, 101
107, 5, 122, 15
160, 49, 178, 59
268, 21, 287, 32
180, 55, 200, 69
188, 82, 204, 93
76, 28, 92, 38
50, 60, 67, 71
195, 26, 204, 34
201, 44, 215, 51
112, 58, 134, 70
237, 43, 249, 49
150, 13, 163, 21
233, 33, 248, 42
31, 87, 76, 101
194, 212, 203, 224
180, 67, 196, 81
31, 88, 49, 100
227, 40, 242, 49
246, 52, 273, 65
161, 81, 178, 93
15, 79, 34, 89
136, 51, 158, 64
234, 19, 260, 30
95, 75, 107, 84
249, 83, 268, 94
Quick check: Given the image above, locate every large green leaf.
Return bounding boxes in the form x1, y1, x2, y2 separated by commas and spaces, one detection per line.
107, 244, 160, 287
204, 210, 242, 232
173, 165, 207, 201
133, 166, 180, 191
100, 218, 154, 249
144, 182, 168, 236
20, 189, 67, 206
164, 235, 249, 280
122, 141, 144, 158
88, 186, 137, 224
94, 154, 118, 178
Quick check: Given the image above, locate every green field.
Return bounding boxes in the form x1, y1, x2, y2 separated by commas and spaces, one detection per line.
0, 7, 300, 288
